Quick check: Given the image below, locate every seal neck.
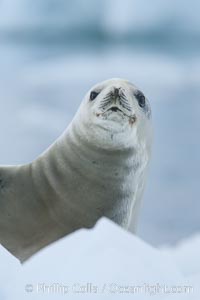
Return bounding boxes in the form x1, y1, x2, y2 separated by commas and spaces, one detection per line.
66, 120, 137, 166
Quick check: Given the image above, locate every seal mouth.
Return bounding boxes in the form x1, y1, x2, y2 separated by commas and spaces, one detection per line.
95, 107, 137, 125
104, 105, 131, 118
95, 104, 136, 121
108, 106, 123, 113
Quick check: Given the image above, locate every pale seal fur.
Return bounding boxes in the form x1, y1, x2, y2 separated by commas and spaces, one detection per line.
0, 78, 152, 262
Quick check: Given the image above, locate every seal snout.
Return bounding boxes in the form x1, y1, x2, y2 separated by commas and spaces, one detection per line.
98, 85, 132, 117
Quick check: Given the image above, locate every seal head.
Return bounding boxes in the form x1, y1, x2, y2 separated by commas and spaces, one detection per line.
74, 78, 152, 151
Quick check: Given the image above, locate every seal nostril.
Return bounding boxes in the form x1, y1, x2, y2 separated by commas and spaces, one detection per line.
114, 88, 120, 98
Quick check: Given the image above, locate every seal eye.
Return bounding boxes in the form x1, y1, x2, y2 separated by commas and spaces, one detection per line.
135, 91, 146, 108
90, 91, 99, 101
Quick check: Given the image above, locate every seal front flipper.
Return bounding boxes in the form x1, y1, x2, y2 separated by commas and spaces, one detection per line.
0, 165, 25, 260
0, 165, 42, 262
0, 165, 68, 263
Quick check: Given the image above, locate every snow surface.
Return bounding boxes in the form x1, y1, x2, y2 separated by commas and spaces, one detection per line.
0, 218, 199, 299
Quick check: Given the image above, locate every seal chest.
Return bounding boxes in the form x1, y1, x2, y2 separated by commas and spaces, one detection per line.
0, 78, 152, 262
